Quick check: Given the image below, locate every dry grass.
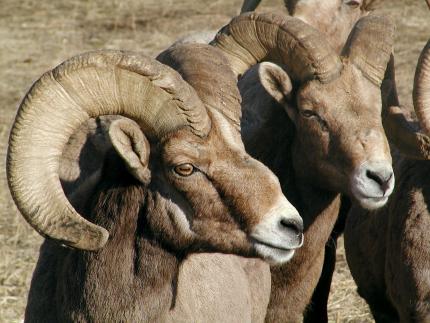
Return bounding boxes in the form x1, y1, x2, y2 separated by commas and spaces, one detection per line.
0, 0, 428, 322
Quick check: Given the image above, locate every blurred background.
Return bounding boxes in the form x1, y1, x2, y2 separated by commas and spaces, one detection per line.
1, 0, 429, 322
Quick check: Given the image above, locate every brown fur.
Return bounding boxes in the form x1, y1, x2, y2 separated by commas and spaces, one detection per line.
235, 3, 395, 322
26, 155, 179, 322
284, 4, 396, 322
24, 45, 300, 322
239, 34, 392, 321
26, 125, 275, 322
345, 157, 430, 323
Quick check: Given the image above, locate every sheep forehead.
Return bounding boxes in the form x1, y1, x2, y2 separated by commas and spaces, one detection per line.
295, 66, 389, 166
295, 0, 361, 11
298, 65, 381, 117
162, 111, 245, 164
294, 0, 343, 21
296, 0, 339, 10
293, 0, 362, 39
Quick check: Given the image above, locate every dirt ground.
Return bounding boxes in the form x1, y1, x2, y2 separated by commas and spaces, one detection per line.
1, 0, 429, 322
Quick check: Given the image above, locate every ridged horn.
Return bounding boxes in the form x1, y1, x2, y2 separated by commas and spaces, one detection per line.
210, 12, 342, 83
383, 106, 430, 160
7, 50, 210, 251
158, 44, 242, 130
414, 40, 430, 136
342, 14, 395, 86
382, 45, 430, 160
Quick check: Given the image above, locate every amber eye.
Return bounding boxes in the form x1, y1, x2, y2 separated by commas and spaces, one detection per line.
174, 163, 195, 177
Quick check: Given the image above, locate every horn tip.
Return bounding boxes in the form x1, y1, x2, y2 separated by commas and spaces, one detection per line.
66, 227, 109, 251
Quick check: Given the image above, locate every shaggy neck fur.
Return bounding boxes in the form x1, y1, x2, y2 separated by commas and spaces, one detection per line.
25, 154, 182, 323
243, 101, 341, 322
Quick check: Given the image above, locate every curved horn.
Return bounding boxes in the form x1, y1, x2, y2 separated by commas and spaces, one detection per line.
158, 44, 242, 130
210, 12, 342, 83
414, 40, 430, 135
380, 41, 430, 160
342, 14, 395, 86
7, 50, 210, 250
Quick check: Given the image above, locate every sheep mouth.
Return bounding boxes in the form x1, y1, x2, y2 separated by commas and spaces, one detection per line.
353, 188, 389, 200
252, 238, 293, 251
352, 192, 389, 210
251, 238, 297, 264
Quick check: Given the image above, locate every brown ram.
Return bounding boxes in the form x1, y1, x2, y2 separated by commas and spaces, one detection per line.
7, 47, 304, 322
210, 12, 395, 322
344, 38, 430, 322
235, 1, 414, 320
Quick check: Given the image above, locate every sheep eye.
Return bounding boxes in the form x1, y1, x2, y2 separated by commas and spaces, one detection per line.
301, 110, 328, 131
174, 163, 195, 176
345, 0, 361, 8
301, 110, 318, 118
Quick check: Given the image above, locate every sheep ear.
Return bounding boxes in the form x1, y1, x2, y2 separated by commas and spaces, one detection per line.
258, 62, 296, 122
109, 118, 151, 184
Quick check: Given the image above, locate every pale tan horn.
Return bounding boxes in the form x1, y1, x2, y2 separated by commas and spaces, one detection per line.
381, 41, 430, 160
210, 12, 342, 83
158, 44, 243, 131
7, 50, 210, 251
414, 40, 430, 136
341, 14, 428, 158
342, 14, 395, 86
388, 3, 430, 159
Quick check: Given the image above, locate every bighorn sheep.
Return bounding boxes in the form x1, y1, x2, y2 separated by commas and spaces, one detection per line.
344, 38, 430, 322
235, 1, 404, 320
7, 47, 305, 322
175, 2, 380, 320
179, 0, 375, 53
209, 12, 395, 322
240, 0, 377, 52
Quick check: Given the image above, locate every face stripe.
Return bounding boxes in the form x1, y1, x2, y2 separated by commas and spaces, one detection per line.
209, 109, 245, 151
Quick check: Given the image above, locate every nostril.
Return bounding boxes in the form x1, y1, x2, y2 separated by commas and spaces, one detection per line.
366, 169, 383, 186
381, 173, 393, 193
280, 218, 303, 236
365, 169, 393, 192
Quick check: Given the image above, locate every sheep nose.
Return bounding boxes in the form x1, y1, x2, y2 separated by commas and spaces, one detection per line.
365, 165, 394, 195
280, 217, 304, 238
351, 160, 395, 210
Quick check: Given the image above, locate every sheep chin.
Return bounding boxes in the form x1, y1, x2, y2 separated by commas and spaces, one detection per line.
253, 242, 296, 265
355, 195, 389, 211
